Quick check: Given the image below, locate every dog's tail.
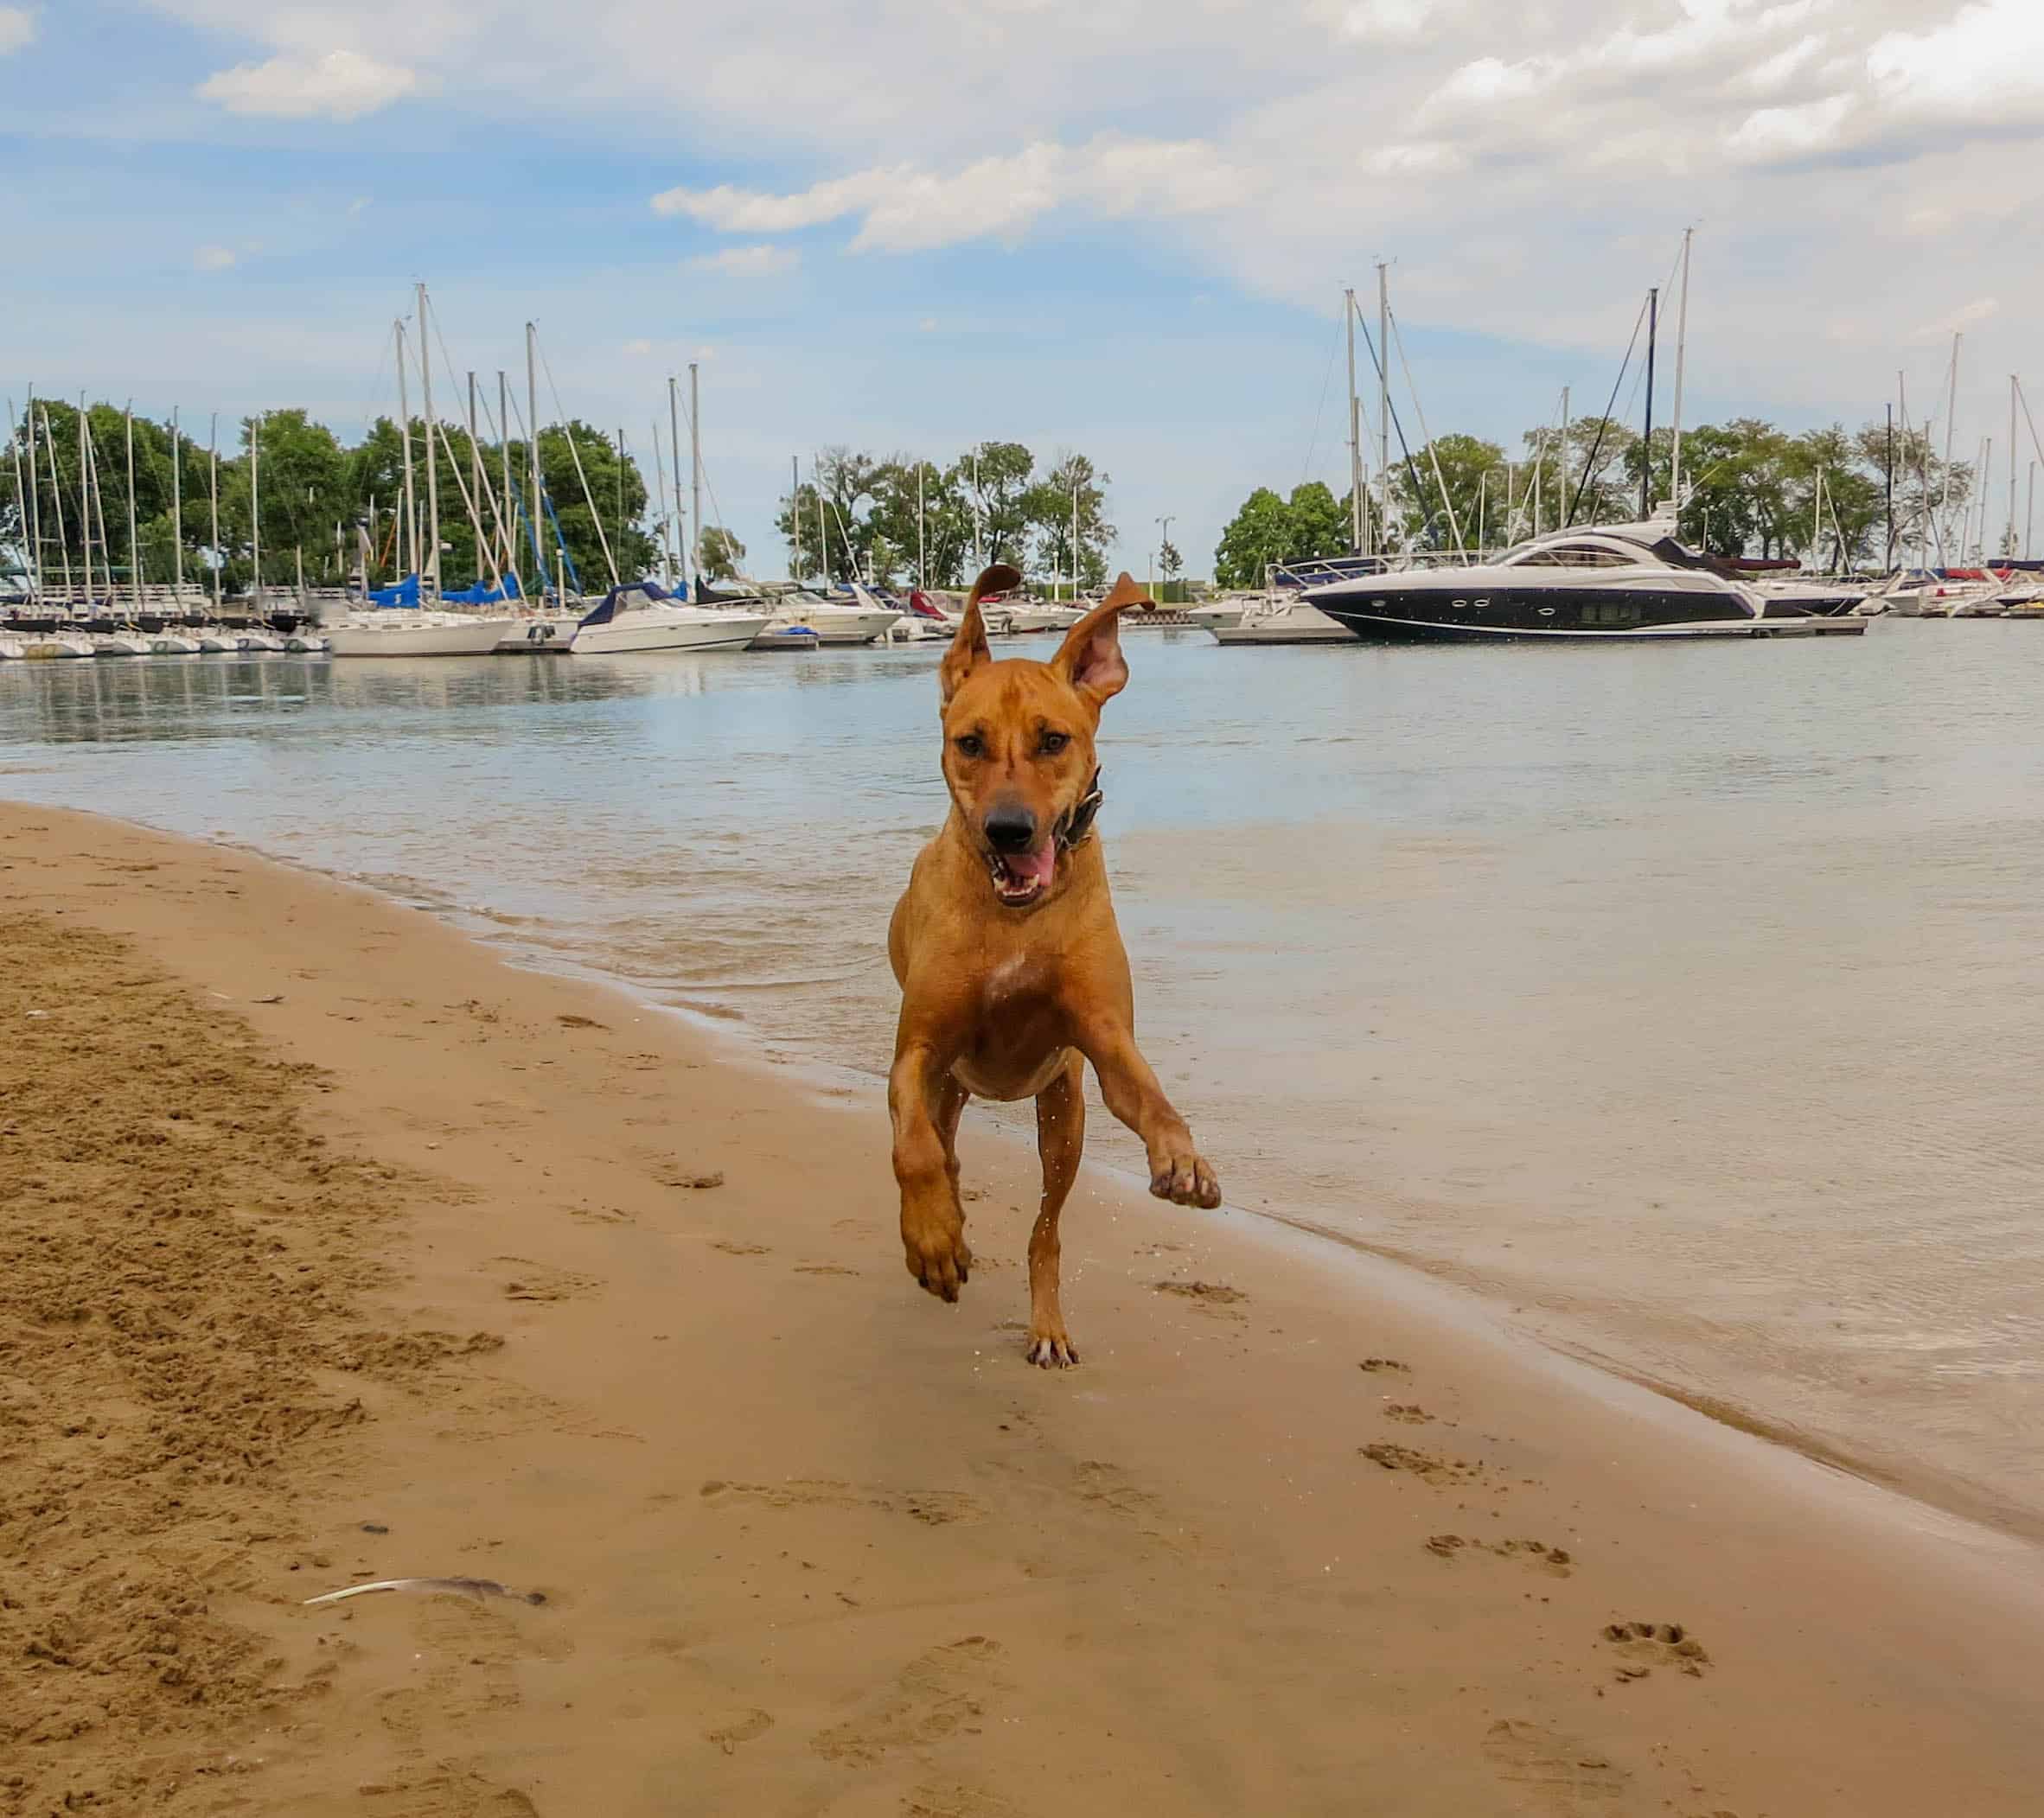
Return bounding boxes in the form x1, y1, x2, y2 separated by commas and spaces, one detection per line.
966, 564, 1024, 610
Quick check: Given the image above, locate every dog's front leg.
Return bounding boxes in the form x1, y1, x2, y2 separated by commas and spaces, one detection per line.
889, 1042, 974, 1300
1077, 1021, 1222, 1209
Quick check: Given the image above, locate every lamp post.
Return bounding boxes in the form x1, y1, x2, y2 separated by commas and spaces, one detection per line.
1155, 514, 1174, 600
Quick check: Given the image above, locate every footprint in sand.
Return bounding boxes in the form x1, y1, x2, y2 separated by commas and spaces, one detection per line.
1600, 1620, 1710, 1681
1357, 1357, 1411, 1375
1359, 1441, 1488, 1487
1424, 1534, 1574, 1577
810, 1636, 1005, 1767
704, 1707, 776, 1755
1383, 1402, 1435, 1425
699, 1479, 986, 1526
490, 1257, 598, 1303
1482, 1718, 1628, 1812
709, 1240, 770, 1257
905, 1781, 1027, 1818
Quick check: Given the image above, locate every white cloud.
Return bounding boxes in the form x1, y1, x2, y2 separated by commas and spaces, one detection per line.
685, 243, 800, 277
656, 136, 1244, 256
1867, 0, 2044, 116
1309, 0, 1439, 42
198, 48, 421, 122
1913, 296, 2000, 341
622, 336, 654, 354
194, 244, 237, 271
347, 195, 371, 215
1726, 92, 1854, 163
0, 6, 35, 54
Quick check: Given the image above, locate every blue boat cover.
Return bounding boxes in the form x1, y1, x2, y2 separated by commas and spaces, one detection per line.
576, 580, 672, 628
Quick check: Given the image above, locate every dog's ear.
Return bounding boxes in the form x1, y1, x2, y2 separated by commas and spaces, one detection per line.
1051, 572, 1145, 707
940, 565, 1019, 705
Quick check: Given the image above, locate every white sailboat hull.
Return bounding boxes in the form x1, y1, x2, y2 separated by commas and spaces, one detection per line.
327, 615, 515, 657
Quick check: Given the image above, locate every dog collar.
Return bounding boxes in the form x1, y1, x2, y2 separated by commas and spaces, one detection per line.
1059, 769, 1104, 850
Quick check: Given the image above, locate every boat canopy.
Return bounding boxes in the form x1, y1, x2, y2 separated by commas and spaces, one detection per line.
576, 580, 673, 629
443, 576, 524, 604
367, 573, 423, 608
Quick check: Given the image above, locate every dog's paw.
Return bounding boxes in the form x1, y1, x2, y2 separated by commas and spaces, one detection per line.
1149, 1148, 1222, 1210
902, 1219, 973, 1302
1025, 1329, 1080, 1368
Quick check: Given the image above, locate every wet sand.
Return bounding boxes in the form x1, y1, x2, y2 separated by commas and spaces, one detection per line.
6, 799, 2044, 1816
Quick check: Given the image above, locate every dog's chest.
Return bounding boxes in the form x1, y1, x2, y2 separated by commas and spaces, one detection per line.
950, 949, 1067, 1102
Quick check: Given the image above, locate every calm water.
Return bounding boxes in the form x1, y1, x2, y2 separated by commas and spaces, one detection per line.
5, 625, 2043, 1536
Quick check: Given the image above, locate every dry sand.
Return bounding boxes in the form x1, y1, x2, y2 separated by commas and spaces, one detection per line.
4, 799, 2044, 1816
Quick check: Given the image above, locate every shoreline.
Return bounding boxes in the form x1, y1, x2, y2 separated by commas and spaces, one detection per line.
37, 794, 2044, 1553
7, 800, 2044, 1814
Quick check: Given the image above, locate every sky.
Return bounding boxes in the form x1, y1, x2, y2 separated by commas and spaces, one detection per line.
5, 0, 2044, 575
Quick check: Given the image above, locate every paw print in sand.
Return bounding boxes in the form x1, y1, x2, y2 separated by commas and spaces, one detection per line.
1601, 1620, 1709, 1681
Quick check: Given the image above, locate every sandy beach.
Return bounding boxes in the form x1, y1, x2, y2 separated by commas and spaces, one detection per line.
5, 798, 2044, 1817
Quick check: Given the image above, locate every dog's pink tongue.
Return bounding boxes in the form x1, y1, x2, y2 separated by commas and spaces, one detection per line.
1012, 839, 1057, 888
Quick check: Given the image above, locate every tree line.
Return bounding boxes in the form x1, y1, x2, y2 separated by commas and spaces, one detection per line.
776, 443, 1112, 592
1, 400, 732, 595
1213, 417, 1988, 588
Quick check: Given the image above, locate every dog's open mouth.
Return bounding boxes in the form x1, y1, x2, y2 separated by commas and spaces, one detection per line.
984, 838, 1057, 906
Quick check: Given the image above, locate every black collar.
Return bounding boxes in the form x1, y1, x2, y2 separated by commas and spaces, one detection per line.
1059, 769, 1104, 849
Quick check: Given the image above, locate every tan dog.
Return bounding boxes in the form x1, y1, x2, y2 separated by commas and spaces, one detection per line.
887, 564, 1222, 1367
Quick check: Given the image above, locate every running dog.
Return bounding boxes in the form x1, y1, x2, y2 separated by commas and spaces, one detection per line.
886, 564, 1222, 1366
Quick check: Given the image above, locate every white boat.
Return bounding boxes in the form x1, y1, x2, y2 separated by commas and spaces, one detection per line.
903, 588, 1014, 637
91, 630, 150, 656
749, 588, 896, 648
1209, 594, 1357, 645
567, 582, 770, 655
197, 629, 240, 653
751, 622, 821, 651
283, 630, 329, 654
326, 610, 514, 657
0, 633, 24, 660
19, 632, 95, 659
239, 629, 289, 653
495, 611, 584, 653
145, 631, 201, 655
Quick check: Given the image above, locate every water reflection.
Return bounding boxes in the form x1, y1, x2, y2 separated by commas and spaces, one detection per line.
7, 624, 2044, 1537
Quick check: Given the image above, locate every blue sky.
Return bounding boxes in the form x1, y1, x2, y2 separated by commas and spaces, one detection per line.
7, 0, 2043, 575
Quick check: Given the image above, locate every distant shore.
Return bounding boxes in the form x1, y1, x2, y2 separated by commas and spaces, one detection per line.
6, 800, 2044, 1816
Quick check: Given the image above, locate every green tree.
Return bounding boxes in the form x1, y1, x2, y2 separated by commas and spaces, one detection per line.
954, 441, 1036, 568
1213, 488, 1293, 588
1023, 451, 1114, 596
1158, 537, 1184, 579
699, 525, 745, 579
1285, 482, 1351, 559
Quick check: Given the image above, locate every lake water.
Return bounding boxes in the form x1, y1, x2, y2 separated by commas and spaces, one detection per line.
5, 622, 2042, 1540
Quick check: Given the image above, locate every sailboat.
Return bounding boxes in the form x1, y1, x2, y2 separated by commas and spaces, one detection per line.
329, 287, 514, 659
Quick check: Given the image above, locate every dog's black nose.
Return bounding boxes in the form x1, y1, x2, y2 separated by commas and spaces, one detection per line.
984, 807, 1038, 853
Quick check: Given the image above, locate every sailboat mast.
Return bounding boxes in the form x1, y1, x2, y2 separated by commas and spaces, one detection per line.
1558, 385, 1571, 532
668, 376, 687, 590
250, 411, 262, 603
395, 320, 418, 584
469, 371, 482, 587
688, 361, 702, 590
1070, 472, 1079, 599
815, 470, 826, 584
125, 404, 140, 609
418, 283, 440, 601
527, 323, 543, 600
498, 371, 513, 578
2011, 376, 2020, 560
170, 407, 183, 602
653, 418, 672, 586
5, 401, 28, 602
78, 405, 93, 605
1640, 288, 1658, 520
1377, 263, 1390, 556
1941, 332, 1959, 552
1884, 403, 1894, 571
917, 461, 925, 591
1669, 227, 1692, 508
790, 453, 802, 582
41, 410, 72, 602
23, 386, 40, 603
208, 416, 221, 613
616, 424, 626, 569
1345, 286, 1362, 554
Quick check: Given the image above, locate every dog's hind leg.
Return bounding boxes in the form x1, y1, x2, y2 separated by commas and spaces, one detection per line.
1025, 1051, 1086, 1368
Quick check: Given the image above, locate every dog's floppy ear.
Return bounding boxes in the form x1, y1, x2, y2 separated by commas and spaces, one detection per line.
940, 564, 1019, 705
1051, 571, 1145, 707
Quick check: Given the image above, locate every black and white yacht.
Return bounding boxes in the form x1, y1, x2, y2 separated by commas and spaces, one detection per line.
1303, 520, 1833, 642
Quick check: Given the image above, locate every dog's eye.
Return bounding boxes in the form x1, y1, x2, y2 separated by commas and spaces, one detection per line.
1039, 731, 1070, 756
955, 733, 985, 759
